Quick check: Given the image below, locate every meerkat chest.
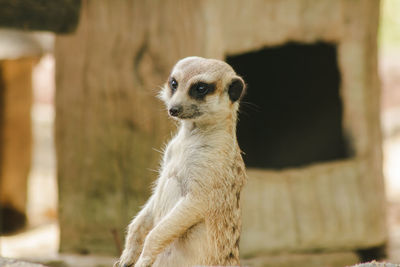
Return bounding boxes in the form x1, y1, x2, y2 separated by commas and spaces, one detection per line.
164, 133, 210, 178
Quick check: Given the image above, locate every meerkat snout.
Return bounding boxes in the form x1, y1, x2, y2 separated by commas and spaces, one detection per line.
168, 105, 183, 117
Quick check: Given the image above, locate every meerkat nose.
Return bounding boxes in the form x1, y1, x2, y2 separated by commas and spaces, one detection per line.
169, 105, 183, 117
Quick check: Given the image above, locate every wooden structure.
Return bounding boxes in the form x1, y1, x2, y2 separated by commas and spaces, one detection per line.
0, 0, 81, 233
55, 0, 385, 264
0, 0, 80, 33
0, 31, 43, 233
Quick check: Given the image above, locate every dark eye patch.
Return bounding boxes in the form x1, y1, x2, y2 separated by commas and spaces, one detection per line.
189, 82, 216, 100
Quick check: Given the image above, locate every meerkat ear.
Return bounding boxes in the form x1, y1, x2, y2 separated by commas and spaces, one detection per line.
228, 77, 245, 102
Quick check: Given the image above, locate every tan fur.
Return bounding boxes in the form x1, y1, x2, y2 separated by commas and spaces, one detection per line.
116, 57, 247, 267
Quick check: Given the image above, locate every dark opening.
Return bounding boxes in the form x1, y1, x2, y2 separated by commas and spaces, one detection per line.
227, 42, 352, 169
357, 245, 387, 262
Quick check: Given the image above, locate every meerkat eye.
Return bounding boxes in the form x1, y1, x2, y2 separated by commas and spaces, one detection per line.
189, 82, 216, 100
195, 83, 209, 95
170, 78, 178, 92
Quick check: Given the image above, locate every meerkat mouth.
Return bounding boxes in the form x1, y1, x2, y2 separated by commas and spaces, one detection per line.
177, 112, 203, 120
175, 105, 203, 119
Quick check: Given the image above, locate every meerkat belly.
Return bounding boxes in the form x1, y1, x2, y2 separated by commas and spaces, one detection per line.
152, 177, 182, 223
152, 142, 194, 222
152, 148, 210, 266
153, 222, 209, 267
152, 178, 209, 266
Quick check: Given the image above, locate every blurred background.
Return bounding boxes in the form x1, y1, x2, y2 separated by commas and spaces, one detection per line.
0, 1, 399, 266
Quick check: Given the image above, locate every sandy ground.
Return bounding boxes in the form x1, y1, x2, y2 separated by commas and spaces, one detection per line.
1, 49, 400, 265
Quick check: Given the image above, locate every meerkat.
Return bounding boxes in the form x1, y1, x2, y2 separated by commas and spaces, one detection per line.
115, 56, 247, 267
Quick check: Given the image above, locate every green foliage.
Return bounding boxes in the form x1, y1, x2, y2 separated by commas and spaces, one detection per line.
379, 0, 400, 50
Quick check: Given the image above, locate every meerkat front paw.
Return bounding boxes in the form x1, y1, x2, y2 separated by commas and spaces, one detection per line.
114, 259, 133, 267
134, 256, 152, 267
113, 259, 130, 267
115, 249, 136, 267
114, 259, 134, 267
112, 260, 120, 267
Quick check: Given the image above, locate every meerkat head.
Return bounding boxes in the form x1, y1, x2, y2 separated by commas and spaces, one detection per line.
159, 56, 245, 123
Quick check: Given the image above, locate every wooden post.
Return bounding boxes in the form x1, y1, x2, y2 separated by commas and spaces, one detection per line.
0, 0, 81, 234
0, 0, 81, 33
0, 58, 36, 233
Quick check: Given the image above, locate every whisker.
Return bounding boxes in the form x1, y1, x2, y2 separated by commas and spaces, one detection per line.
147, 168, 160, 174
240, 101, 261, 112
237, 109, 252, 119
152, 147, 164, 154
